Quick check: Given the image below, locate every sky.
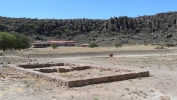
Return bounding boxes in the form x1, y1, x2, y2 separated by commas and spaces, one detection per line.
0, 0, 177, 19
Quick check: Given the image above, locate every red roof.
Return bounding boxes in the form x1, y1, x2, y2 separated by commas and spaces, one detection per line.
50, 41, 65, 43
50, 41, 75, 44
81, 44, 88, 46
33, 41, 50, 44
33, 40, 76, 44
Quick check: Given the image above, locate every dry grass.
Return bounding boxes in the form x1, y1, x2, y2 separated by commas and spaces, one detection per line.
84, 55, 177, 71
20, 45, 157, 54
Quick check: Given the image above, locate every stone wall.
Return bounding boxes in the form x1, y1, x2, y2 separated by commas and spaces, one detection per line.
18, 63, 76, 69
9, 63, 150, 87
66, 71, 149, 87
36, 66, 91, 73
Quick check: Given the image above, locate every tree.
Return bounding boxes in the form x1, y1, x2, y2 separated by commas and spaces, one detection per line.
52, 44, 57, 49
166, 43, 174, 47
88, 42, 98, 48
0, 32, 16, 51
10, 31, 31, 50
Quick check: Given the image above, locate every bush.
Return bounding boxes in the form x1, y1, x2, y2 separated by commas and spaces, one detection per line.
52, 44, 57, 49
0, 32, 17, 51
89, 42, 98, 48
10, 31, 31, 50
115, 42, 122, 48
144, 42, 148, 46
166, 43, 174, 47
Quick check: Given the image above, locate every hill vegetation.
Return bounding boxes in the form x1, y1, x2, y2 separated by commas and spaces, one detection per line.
0, 32, 30, 51
0, 11, 177, 46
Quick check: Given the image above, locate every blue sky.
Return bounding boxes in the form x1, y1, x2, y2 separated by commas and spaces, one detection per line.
0, 0, 177, 19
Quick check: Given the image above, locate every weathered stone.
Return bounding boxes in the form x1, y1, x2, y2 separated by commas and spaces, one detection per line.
44, 63, 50, 67
75, 80, 85, 87
67, 81, 75, 87
72, 66, 90, 70
14, 62, 149, 87
84, 81, 89, 85
103, 77, 108, 82
108, 76, 113, 82
96, 77, 105, 83
92, 78, 99, 84
113, 76, 116, 81
87, 78, 93, 83
115, 74, 125, 81
124, 73, 132, 79
140, 71, 149, 77
58, 68, 73, 72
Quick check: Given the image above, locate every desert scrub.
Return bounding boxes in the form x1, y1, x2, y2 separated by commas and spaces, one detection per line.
94, 98, 98, 100
115, 42, 122, 48
166, 43, 174, 47
89, 42, 98, 48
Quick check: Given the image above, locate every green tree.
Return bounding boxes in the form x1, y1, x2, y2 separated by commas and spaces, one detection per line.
52, 44, 57, 49
0, 32, 16, 51
88, 42, 98, 48
10, 31, 31, 50
166, 43, 174, 47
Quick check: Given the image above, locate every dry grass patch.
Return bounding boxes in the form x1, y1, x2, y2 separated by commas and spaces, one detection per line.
18, 45, 156, 54
85, 55, 177, 70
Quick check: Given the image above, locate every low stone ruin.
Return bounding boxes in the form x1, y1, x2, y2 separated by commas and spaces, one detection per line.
9, 62, 150, 87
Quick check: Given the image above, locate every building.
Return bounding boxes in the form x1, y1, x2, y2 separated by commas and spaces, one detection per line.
32, 40, 76, 48
50, 41, 76, 47
81, 44, 89, 47
32, 41, 51, 48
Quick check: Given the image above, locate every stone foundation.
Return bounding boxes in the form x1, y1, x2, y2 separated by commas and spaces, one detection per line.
66, 71, 149, 87
9, 62, 150, 87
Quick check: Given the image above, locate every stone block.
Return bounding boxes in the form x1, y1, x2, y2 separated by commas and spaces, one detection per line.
44, 63, 50, 67
96, 77, 105, 83
67, 81, 75, 87
84, 81, 89, 85
75, 80, 85, 87
92, 78, 99, 84
132, 73, 139, 78
115, 74, 125, 81
103, 77, 108, 82
87, 78, 93, 83
140, 71, 149, 77
108, 76, 113, 82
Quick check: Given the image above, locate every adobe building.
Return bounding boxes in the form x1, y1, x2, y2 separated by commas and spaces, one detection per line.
32, 41, 51, 48
32, 40, 76, 48
50, 41, 76, 47
81, 44, 88, 47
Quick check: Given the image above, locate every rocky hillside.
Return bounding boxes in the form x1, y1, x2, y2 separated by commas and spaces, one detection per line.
0, 11, 177, 46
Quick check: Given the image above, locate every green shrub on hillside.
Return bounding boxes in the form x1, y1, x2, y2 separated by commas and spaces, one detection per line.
166, 43, 174, 47
89, 42, 98, 48
115, 42, 122, 48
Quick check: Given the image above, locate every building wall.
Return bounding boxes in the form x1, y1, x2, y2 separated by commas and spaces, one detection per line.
33, 41, 76, 48
33, 44, 50, 48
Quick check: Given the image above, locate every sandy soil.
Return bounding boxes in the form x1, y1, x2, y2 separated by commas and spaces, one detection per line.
55, 69, 118, 79
0, 45, 177, 100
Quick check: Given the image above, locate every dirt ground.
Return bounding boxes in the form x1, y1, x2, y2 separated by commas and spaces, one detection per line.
0, 45, 177, 100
